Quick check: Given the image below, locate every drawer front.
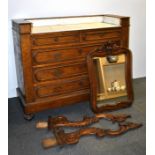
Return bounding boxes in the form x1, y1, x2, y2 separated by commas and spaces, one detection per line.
33, 63, 87, 82
32, 45, 101, 65
82, 29, 121, 42
32, 33, 79, 46
35, 76, 89, 98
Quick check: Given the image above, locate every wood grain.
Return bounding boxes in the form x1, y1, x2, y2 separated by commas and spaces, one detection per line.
12, 15, 130, 116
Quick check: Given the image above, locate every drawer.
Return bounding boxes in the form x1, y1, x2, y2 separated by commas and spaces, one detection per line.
32, 33, 79, 46
35, 76, 90, 98
32, 45, 101, 65
81, 29, 121, 42
33, 63, 87, 82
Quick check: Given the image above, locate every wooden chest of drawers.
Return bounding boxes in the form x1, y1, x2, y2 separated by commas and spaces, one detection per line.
12, 15, 130, 118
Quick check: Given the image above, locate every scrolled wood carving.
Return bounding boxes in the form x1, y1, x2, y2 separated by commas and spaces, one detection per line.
42, 121, 142, 149
36, 114, 142, 149
93, 40, 121, 55
36, 113, 131, 129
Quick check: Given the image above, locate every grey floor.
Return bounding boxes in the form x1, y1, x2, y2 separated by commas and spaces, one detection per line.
8, 78, 146, 155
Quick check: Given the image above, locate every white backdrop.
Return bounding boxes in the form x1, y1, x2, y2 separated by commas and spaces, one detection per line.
8, 0, 146, 98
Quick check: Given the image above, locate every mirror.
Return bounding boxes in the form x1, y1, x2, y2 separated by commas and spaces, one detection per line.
87, 45, 133, 113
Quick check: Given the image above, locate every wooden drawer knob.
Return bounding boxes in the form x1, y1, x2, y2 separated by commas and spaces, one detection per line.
78, 49, 83, 55
99, 33, 105, 37
53, 69, 63, 77
53, 37, 59, 42
53, 86, 62, 92
82, 34, 86, 41
78, 81, 84, 86
53, 52, 62, 61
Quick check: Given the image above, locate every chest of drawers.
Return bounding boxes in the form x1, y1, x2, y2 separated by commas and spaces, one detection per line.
12, 15, 130, 118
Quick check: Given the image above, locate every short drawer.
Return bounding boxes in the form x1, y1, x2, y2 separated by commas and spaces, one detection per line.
32, 33, 80, 46
33, 63, 87, 82
35, 76, 90, 98
81, 29, 121, 42
32, 45, 101, 65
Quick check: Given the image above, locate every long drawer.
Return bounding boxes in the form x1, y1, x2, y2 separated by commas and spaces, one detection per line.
34, 75, 90, 98
32, 45, 102, 66
81, 29, 121, 42
33, 62, 87, 83
32, 31, 80, 47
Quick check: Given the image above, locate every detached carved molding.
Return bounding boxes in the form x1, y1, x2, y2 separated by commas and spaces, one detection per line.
36, 114, 142, 149
42, 122, 142, 149
36, 113, 131, 129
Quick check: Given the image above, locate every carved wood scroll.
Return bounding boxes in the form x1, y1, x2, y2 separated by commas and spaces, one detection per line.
36, 113, 131, 129
36, 114, 142, 149
42, 122, 142, 149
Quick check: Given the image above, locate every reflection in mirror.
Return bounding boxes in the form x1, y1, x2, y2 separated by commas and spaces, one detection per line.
87, 46, 133, 113
93, 54, 128, 108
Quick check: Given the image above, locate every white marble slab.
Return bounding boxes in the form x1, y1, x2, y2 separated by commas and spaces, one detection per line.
27, 16, 121, 33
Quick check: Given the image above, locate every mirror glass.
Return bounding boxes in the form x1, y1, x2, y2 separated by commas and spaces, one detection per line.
93, 53, 128, 108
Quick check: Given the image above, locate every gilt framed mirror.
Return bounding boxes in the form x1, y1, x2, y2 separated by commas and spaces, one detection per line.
87, 43, 133, 113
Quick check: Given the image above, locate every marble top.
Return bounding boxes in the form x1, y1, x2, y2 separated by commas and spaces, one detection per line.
27, 16, 120, 33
